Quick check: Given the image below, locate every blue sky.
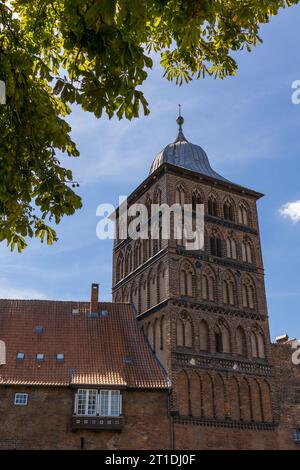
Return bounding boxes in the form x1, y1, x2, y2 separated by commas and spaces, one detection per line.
1, 5, 300, 341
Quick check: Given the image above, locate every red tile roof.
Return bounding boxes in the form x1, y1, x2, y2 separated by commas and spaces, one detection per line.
0, 300, 169, 389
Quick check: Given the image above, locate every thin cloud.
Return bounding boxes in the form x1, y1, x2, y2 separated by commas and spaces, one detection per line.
279, 200, 300, 223
0, 282, 47, 300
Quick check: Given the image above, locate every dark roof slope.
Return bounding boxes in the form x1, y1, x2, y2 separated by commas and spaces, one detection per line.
150, 130, 230, 184
0, 300, 169, 388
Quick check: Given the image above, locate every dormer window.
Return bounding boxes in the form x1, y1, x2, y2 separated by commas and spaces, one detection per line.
36, 353, 44, 362
16, 352, 25, 361
56, 353, 64, 362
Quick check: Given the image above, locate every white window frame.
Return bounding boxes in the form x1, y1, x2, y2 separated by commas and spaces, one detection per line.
74, 389, 122, 417
14, 393, 28, 406
100, 390, 122, 417
75, 389, 98, 416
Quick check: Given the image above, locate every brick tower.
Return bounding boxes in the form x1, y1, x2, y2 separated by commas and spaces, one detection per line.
112, 114, 277, 447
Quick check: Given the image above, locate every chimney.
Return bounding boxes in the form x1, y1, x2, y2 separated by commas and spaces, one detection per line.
276, 334, 289, 344
90, 283, 99, 314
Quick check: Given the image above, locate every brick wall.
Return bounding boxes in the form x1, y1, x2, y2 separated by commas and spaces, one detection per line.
0, 387, 170, 450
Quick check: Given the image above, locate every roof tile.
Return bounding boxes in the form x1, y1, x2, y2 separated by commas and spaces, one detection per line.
0, 300, 169, 389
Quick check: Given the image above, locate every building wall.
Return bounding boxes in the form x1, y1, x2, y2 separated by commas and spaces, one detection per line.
173, 423, 277, 450
271, 343, 300, 449
0, 387, 170, 450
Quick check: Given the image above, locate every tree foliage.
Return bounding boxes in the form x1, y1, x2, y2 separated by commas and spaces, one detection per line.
0, 0, 298, 251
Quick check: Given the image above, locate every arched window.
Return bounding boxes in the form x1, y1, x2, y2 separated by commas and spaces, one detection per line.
223, 199, 235, 222
226, 237, 237, 259
175, 185, 185, 244
153, 189, 163, 251
145, 196, 152, 256
202, 268, 215, 301
177, 319, 184, 347
158, 267, 166, 302
236, 326, 247, 356
215, 326, 223, 353
143, 238, 149, 263
185, 321, 193, 348
208, 194, 218, 216
251, 332, 258, 358
147, 322, 154, 349
240, 378, 251, 421
214, 374, 226, 419
140, 277, 148, 312
251, 379, 263, 422
152, 221, 159, 255
241, 239, 253, 263
154, 187, 162, 205
210, 233, 222, 257
176, 315, 193, 349
238, 202, 249, 226
116, 252, 124, 281
175, 185, 185, 206
192, 190, 202, 231
215, 324, 231, 353
158, 212, 163, 250
134, 240, 142, 268
222, 271, 236, 306
180, 262, 194, 297
251, 330, 265, 359
242, 276, 256, 309
0, 340, 6, 365
257, 332, 265, 358
261, 380, 273, 422
192, 190, 202, 211
125, 247, 133, 275
199, 320, 209, 352
222, 325, 231, 353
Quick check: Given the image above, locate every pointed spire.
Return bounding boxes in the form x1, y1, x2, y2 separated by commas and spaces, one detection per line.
175, 104, 187, 142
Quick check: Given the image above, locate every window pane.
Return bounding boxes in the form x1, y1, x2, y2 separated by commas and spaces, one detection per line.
110, 391, 120, 416
100, 390, 110, 416
77, 389, 87, 415
87, 390, 97, 415
14, 393, 28, 405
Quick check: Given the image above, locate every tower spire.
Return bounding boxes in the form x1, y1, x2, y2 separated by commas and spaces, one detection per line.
175, 104, 186, 142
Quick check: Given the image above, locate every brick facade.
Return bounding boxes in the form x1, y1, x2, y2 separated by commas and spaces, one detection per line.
112, 159, 300, 450
0, 387, 169, 450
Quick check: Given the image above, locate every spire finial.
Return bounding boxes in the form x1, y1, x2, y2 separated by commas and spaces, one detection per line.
175, 104, 186, 142
176, 104, 184, 132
